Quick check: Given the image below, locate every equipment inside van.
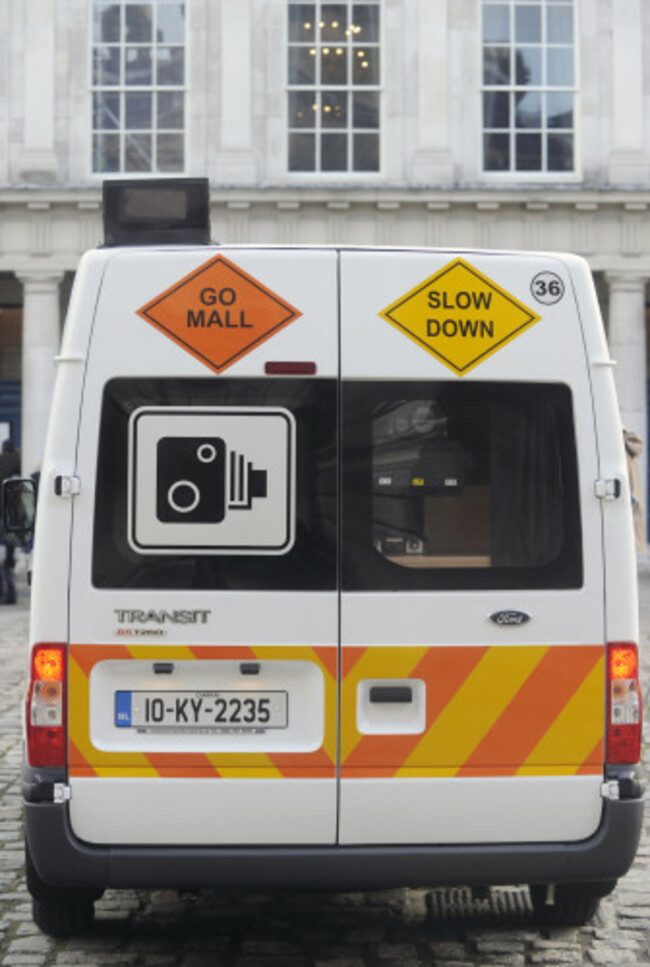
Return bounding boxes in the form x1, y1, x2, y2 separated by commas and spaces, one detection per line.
13, 179, 644, 937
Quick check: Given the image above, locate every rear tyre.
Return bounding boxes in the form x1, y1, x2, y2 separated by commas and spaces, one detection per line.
529, 881, 615, 926
25, 843, 102, 937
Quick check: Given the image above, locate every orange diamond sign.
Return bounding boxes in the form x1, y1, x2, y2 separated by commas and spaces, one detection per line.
137, 256, 302, 373
380, 259, 541, 375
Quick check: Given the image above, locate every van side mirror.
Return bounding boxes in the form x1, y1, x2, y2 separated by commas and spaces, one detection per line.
2, 479, 36, 547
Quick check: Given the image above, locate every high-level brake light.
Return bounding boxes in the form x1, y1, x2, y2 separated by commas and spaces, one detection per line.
264, 361, 317, 375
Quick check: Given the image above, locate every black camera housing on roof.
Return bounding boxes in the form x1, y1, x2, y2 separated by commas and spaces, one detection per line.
103, 178, 211, 247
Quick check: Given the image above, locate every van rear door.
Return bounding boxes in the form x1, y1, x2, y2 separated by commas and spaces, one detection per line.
338, 250, 606, 845
67, 248, 340, 846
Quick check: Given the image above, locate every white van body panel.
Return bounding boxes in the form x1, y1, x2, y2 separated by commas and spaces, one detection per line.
69, 778, 336, 845
86, 248, 339, 378
67, 248, 339, 844
29, 252, 109, 646
338, 250, 607, 844
70, 590, 337, 647
28, 245, 637, 862
341, 588, 597, 648
339, 776, 604, 845
564, 259, 639, 644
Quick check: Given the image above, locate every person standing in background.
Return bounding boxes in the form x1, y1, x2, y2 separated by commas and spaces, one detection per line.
0, 439, 21, 603
623, 428, 646, 554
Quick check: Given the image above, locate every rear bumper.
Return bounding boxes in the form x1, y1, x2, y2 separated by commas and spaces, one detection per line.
25, 795, 644, 893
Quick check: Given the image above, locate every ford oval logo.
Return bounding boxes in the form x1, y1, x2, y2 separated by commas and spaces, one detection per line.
489, 610, 531, 627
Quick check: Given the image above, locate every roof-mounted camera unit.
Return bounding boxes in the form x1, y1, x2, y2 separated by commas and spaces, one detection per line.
102, 178, 211, 247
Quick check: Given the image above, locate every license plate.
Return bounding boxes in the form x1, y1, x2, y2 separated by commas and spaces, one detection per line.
115, 690, 288, 730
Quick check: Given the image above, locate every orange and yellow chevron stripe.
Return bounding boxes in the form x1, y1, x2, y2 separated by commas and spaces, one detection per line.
340, 645, 604, 778
69, 643, 604, 780
69, 644, 337, 779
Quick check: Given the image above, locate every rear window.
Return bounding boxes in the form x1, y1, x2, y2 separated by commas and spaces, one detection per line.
342, 381, 583, 591
92, 377, 337, 590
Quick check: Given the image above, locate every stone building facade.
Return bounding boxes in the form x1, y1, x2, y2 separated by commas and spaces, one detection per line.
0, 0, 649, 521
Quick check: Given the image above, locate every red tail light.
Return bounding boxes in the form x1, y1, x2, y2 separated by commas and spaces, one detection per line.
606, 643, 642, 765
26, 644, 66, 767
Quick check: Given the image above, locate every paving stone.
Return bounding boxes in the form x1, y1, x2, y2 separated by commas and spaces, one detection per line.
472, 956, 525, 967
475, 939, 527, 954
53, 954, 117, 965
529, 952, 583, 964
375, 942, 420, 960
428, 942, 472, 960
375, 961, 423, 967
428, 962, 475, 967
316, 944, 364, 960
5, 936, 52, 955
178, 956, 226, 967
2, 957, 50, 966
345, 925, 385, 942
587, 949, 640, 965
314, 959, 366, 967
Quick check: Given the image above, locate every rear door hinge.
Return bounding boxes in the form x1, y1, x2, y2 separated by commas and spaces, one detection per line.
53, 783, 72, 803
54, 475, 81, 497
594, 478, 622, 500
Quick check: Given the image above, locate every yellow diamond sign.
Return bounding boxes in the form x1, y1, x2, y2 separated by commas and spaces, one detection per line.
379, 259, 541, 375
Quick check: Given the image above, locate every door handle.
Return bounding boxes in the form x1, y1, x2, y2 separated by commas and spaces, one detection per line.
369, 685, 413, 704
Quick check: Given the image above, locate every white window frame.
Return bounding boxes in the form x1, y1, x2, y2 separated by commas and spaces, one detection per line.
480, 0, 581, 182
90, 0, 188, 177
286, 0, 383, 179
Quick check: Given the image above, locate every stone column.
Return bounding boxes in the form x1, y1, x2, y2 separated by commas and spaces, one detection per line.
607, 0, 649, 184
15, 0, 58, 182
605, 272, 648, 514
214, 0, 256, 182
409, 0, 454, 184
17, 272, 63, 475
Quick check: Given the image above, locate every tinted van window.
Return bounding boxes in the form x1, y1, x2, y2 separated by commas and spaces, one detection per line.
92, 377, 337, 590
342, 381, 582, 591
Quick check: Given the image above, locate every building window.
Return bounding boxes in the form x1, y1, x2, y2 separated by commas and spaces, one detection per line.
287, 1, 381, 173
91, 1, 186, 174
482, 0, 575, 174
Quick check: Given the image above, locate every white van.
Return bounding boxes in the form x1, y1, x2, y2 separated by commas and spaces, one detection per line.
7, 180, 644, 937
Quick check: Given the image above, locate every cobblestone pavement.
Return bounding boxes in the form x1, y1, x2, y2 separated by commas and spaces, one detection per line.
1, 571, 649, 966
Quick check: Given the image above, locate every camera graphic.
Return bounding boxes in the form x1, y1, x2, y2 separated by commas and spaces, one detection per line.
129, 406, 295, 555
156, 437, 268, 524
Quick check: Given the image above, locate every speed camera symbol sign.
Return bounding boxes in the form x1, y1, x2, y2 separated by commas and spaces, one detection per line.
128, 407, 295, 554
